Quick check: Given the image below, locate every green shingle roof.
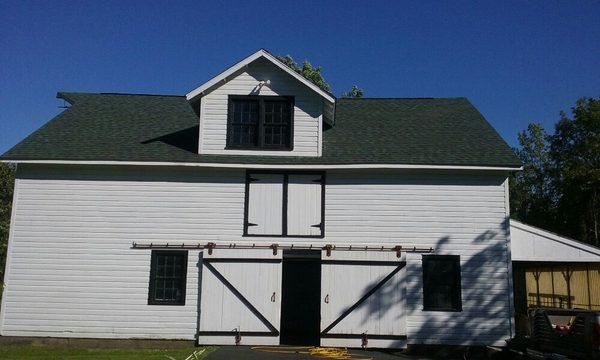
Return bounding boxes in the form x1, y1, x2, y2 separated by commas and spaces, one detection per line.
1, 92, 520, 167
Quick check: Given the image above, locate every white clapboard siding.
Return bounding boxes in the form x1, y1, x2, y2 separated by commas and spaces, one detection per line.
1, 165, 512, 346
0, 165, 244, 340
198, 249, 281, 345
323, 171, 512, 347
199, 57, 322, 157
247, 173, 284, 235
287, 174, 322, 236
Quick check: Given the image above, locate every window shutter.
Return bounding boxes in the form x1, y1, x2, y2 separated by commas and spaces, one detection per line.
246, 173, 284, 235
286, 174, 323, 236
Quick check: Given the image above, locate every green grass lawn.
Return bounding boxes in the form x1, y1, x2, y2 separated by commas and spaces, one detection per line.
0, 345, 214, 360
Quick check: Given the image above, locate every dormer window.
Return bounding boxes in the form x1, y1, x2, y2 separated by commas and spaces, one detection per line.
226, 95, 294, 150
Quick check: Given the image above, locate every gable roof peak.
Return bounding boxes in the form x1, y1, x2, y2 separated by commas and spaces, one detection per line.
185, 49, 336, 103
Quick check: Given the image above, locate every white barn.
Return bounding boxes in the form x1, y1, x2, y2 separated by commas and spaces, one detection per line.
0, 49, 523, 348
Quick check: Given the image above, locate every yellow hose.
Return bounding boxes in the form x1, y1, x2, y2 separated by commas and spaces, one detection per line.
250, 346, 373, 360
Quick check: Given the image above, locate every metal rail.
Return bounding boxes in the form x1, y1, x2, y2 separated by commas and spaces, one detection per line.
131, 241, 433, 256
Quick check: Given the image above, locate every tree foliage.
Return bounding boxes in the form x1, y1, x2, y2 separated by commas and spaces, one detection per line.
511, 98, 600, 246
1, 162, 15, 299
276, 54, 363, 98
549, 98, 600, 244
276, 55, 332, 93
509, 123, 555, 230
341, 85, 364, 99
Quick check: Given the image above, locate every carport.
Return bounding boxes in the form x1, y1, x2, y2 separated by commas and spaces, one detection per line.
510, 219, 600, 333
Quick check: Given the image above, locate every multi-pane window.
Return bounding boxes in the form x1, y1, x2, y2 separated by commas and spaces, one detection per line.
227, 96, 293, 150
422, 255, 462, 311
229, 99, 259, 146
263, 100, 291, 147
148, 251, 188, 305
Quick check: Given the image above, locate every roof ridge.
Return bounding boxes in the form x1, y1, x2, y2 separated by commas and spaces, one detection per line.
338, 97, 467, 100
100, 92, 184, 97
58, 91, 184, 98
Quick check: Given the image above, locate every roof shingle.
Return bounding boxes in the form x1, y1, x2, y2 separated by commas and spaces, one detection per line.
1, 92, 520, 167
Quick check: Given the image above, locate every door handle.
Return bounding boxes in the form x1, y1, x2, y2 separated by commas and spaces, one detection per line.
271, 292, 276, 302
324, 294, 329, 304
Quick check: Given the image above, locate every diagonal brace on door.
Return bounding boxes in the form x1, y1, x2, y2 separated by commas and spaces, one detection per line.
201, 261, 279, 336
321, 262, 407, 335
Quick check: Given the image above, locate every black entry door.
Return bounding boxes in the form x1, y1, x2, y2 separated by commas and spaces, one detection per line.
280, 250, 321, 345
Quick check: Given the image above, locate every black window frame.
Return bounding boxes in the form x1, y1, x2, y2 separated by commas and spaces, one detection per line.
422, 255, 462, 312
243, 170, 325, 238
148, 250, 188, 306
226, 95, 294, 151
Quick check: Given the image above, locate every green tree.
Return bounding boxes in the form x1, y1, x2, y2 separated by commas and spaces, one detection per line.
276, 55, 332, 93
0, 162, 15, 301
548, 98, 600, 245
510, 123, 555, 230
511, 97, 600, 246
276, 54, 364, 98
341, 85, 364, 98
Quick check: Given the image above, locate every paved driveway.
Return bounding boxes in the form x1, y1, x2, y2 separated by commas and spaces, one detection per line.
205, 346, 432, 360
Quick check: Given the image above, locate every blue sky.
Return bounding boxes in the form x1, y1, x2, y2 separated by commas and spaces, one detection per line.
1, 1, 598, 153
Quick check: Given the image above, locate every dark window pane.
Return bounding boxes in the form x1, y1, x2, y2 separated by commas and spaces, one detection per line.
262, 100, 291, 148
227, 97, 292, 149
149, 251, 187, 305
422, 256, 461, 311
228, 99, 259, 147
155, 283, 164, 301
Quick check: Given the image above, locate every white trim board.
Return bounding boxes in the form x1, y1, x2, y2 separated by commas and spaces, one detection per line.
510, 219, 600, 262
1, 159, 522, 171
0, 174, 19, 334
185, 49, 336, 103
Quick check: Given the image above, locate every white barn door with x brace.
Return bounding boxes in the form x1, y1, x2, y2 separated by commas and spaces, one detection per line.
320, 251, 407, 348
197, 249, 282, 345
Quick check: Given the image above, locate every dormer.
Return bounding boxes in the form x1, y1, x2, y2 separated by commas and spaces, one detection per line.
186, 50, 335, 157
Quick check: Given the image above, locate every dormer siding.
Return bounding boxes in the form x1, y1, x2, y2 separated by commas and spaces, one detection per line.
198, 58, 323, 157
